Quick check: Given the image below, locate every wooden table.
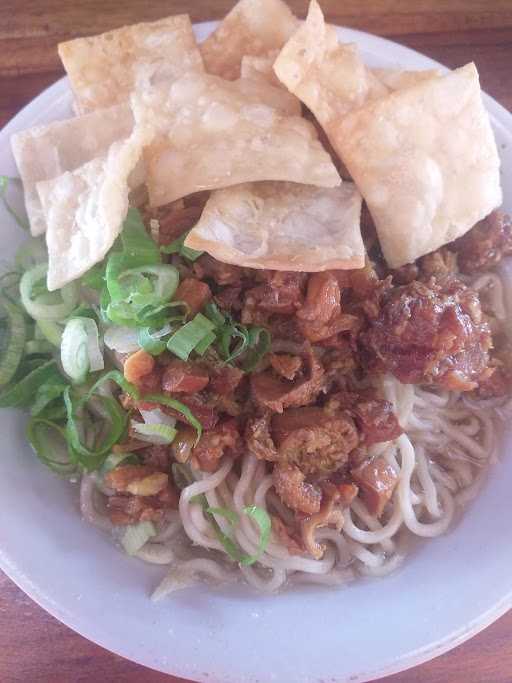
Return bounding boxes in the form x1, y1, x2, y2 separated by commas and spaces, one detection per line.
1, 1, 512, 681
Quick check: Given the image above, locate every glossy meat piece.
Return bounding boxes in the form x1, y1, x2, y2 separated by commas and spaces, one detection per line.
214, 285, 243, 312
136, 366, 163, 394
270, 353, 302, 380
251, 345, 325, 413
163, 395, 219, 431
194, 253, 243, 285
392, 262, 419, 285
170, 425, 197, 463
272, 463, 321, 515
297, 271, 359, 343
267, 315, 304, 344
162, 359, 210, 393
351, 399, 402, 446
242, 271, 306, 323
105, 465, 167, 495
209, 365, 244, 396
337, 482, 359, 507
108, 483, 179, 525
174, 277, 212, 315
300, 486, 344, 559
455, 211, 512, 273
152, 204, 204, 246
245, 413, 278, 461
362, 279, 492, 391
419, 247, 458, 279
192, 419, 242, 472
474, 344, 512, 398
335, 261, 380, 299
351, 456, 399, 517
298, 310, 360, 344
272, 406, 359, 475
143, 445, 171, 470
297, 272, 340, 324
322, 343, 357, 381
123, 349, 155, 386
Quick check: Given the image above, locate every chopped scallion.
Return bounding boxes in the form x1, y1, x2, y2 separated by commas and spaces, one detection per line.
166, 313, 215, 361
121, 521, 156, 555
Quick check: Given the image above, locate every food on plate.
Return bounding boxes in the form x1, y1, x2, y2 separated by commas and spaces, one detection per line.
132, 73, 339, 207
371, 67, 442, 90
274, 1, 501, 268
200, 0, 298, 80
274, 0, 387, 128
10, 103, 134, 236
59, 15, 204, 113
241, 50, 283, 88
2, 0, 511, 600
38, 127, 151, 291
334, 63, 502, 267
184, 181, 365, 271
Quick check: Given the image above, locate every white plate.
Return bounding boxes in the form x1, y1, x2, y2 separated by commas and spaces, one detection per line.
1, 21, 511, 683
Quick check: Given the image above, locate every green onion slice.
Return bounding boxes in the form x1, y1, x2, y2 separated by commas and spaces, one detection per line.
100, 451, 140, 475
166, 313, 215, 361
121, 521, 156, 555
142, 393, 202, 445
36, 320, 63, 347
0, 297, 26, 385
130, 421, 177, 445
25, 340, 53, 356
191, 497, 271, 565
61, 317, 104, 384
0, 359, 62, 409
242, 327, 271, 372
20, 263, 79, 321
27, 417, 77, 476
63, 370, 139, 471
160, 231, 203, 261
137, 325, 169, 356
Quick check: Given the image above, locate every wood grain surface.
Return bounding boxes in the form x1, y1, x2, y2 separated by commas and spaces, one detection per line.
1, 1, 512, 681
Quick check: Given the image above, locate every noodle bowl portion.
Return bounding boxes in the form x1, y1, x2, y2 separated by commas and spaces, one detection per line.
76, 212, 512, 598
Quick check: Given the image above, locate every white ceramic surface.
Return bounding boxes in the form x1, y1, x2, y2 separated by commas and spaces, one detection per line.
1, 21, 512, 683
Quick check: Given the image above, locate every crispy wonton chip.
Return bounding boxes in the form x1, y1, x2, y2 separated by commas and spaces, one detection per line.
274, 0, 387, 133
241, 50, 283, 88
185, 181, 364, 271
58, 15, 203, 113
372, 67, 441, 91
200, 0, 298, 80
38, 126, 151, 291
10, 104, 133, 236
132, 73, 340, 207
336, 63, 502, 268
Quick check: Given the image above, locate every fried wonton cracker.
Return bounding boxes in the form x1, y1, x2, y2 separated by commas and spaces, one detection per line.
10, 104, 134, 236
200, 0, 298, 80
274, 0, 387, 132
185, 181, 364, 271
336, 63, 502, 268
372, 67, 442, 91
132, 73, 340, 207
241, 50, 282, 88
58, 15, 203, 113
38, 126, 151, 291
